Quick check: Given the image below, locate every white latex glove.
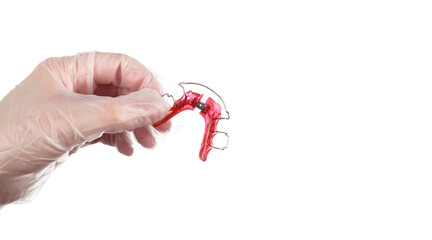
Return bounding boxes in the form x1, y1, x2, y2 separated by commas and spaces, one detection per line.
0, 52, 170, 206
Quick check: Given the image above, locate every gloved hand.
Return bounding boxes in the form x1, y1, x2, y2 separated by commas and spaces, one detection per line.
0, 52, 170, 206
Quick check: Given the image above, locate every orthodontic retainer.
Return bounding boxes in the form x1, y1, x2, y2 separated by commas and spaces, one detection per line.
153, 82, 230, 161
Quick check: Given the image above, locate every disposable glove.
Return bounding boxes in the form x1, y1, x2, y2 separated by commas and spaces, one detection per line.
0, 52, 170, 206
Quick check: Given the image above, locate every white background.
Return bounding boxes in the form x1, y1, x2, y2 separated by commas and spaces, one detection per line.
0, 0, 432, 239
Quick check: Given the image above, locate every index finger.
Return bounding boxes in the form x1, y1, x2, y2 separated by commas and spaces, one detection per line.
92, 52, 162, 94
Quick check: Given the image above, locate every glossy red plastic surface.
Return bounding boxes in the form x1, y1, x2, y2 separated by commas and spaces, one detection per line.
198, 97, 222, 161
153, 90, 222, 161
153, 91, 203, 128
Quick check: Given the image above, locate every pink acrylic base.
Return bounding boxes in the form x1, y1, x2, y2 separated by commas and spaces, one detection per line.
153, 91, 222, 161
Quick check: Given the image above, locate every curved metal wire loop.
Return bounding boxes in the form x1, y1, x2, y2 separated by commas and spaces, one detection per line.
161, 93, 176, 105
160, 82, 231, 151
210, 131, 229, 151
179, 82, 231, 121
